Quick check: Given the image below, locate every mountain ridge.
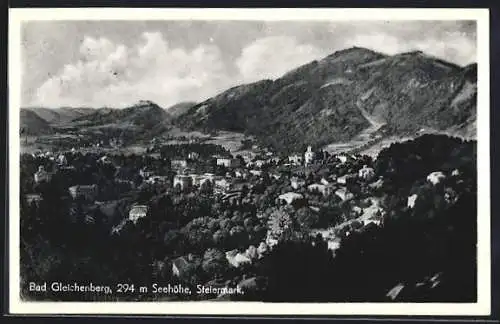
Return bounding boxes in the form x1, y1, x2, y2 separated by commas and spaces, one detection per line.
20, 47, 477, 154
174, 46, 477, 153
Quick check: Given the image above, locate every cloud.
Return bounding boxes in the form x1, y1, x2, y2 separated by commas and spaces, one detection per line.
32, 22, 476, 108
235, 36, 326, 83
33, 32, 232, 108
332, 21, 476, 66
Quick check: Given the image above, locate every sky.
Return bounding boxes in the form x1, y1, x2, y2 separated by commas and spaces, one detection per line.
21, 20, 477, 109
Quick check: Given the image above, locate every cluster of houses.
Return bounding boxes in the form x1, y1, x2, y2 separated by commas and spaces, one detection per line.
170, 242, 270, 280
27, 145, 364, 218
276, 164, 375, 209
25, 144, 460, 262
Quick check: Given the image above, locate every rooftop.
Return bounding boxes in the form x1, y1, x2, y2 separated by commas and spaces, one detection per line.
278, 192, 304, 200
172, 256, 190, 271
130, 205, 148, 213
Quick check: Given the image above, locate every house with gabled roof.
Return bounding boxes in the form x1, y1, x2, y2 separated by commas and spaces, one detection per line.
25, 193, 43, 205
172, 256, 190, 278
68, 184, 98, 201
277, 192, 305, 205
216, 157, 241, 168
129, 205, 148, 224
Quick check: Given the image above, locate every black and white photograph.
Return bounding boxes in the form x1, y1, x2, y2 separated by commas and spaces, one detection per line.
8, 8, 491, 316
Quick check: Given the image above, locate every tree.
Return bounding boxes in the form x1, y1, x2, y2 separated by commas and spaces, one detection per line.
268, 209, 294, 242
177, 253, 203, 286
229, 225, 247, 247
202, 248, 229, 279
296, 207, 319, 230
164, 230, 182, 250
200, 180, 213, 193
213, 229, 229, 246
243, 217, 254, 229
181, 217, 214, 251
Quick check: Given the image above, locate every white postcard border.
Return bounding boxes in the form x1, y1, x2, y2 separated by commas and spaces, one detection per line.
8, 8, 491, 316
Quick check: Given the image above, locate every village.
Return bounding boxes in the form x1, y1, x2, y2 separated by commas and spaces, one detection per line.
20, 135, 466, 301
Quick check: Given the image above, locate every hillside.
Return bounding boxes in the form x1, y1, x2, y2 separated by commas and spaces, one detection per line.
23, 107, 96, 125
70, 100, 170, 128
175, 47, 477, 153
20, 109, 53, 135
166, 102, 197, 118
63, 100, 174, 143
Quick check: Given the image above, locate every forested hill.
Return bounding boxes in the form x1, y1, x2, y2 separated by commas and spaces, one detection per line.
175, 47, 477, 152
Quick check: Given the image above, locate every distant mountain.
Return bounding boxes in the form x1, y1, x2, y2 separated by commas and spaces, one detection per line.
61, 100, 174, 142
20, 109, 53, 135
166, 102, 197, 118
175, 47, 477, 153
20, 100, 175, 144
71, 100, 171, 129
22, 107, 96, 125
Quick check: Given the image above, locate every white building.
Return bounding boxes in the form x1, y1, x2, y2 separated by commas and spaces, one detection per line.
172, 257, 190, 278
34, 166, 51, 183
407, 194, 418, 209
335, 188, 354, 201
362, 219, 382, 227
253, 160, 266, 168
57, 154, 67, 165
265, 236, 279, 248
257, 242, 269, 256
129, 205, 148, 224
307, 183, 332, 196
239, 152, 255, 164
147, 176, 170, 185
203, 173, 216, 181
216, 158, 240, 168
235, 170, 248, 179
25, 193, 43, 205
290, 177, 306, 189
188, 152, 200, 160
99, 155, 111, 164
304, 146, 315, 166
249, 170, 262, 177
278, 192, 304, 205
214, 178, 232, 193
320, 178, 331, 186
337, 173, 356, 185
427, 171, 446, 185
188, 174, 213, 188
337, 155, 348, 164
171, 159, 188, 170
226, 250, 252, 268
288, 154, 303, 166
358, 165, 375, 181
